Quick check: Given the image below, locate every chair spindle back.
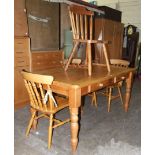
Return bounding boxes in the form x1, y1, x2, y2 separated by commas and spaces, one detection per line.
68, 5, 94, 40
21, 71, 56, 112
110, 59, 130, 68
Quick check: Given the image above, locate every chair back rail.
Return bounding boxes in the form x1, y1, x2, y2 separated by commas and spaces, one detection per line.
68, 5, 94, 40
110, 59, 130, 68
21, 71, 55, 112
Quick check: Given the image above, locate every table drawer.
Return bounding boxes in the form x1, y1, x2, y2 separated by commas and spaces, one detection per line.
113, 75, 127, 83
81, 79, 115, 95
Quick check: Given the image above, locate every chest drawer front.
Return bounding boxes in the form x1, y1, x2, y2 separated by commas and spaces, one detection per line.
14, 38, 30, 53
15, 56, 29, 68
14, 37, 30, 69
14, 51, 29, 59
31, 51, 63, 71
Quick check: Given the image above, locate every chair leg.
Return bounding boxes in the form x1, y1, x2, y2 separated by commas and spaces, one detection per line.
117, 86, 124, 105
26, 110, 36, 137
87, 43, 92, 76
84, 42, 88, 65
48, 114, 53, 149
102, 43, 111, 72
80, 96, 85, 114
65, 42, 79, 71
81, 103, 84, 114
108, 87, 112, 112
91, 92, 97, 108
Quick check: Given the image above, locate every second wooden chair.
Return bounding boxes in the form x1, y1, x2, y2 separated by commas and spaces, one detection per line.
91, 59, 130, 112
21, 71, 70, 149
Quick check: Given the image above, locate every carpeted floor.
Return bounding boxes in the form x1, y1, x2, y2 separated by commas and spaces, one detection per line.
14, 78, 141, 155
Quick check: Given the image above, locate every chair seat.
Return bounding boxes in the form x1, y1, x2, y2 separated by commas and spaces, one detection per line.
33, 96, 69, 114
53, 96, 69, 113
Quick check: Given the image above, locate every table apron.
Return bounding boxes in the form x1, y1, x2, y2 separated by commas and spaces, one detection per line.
81, 73, 130, 96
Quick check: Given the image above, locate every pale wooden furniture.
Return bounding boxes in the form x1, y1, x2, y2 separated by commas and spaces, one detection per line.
33, 64, 135, 151
21, 71, 70, 149
94, 18, 124, 63
87, 92, 97, 108
91, 59, 130, 112
14, 37, 31, 109
110, 59, 130, 68
64, 5, 111, 76
105, 59, 130, 112
72, 58, 82, 65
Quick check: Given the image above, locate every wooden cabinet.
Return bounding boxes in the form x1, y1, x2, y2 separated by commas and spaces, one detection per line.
94, 18, 124, 63
14, 0, 28, 36
14, 37, 31, 109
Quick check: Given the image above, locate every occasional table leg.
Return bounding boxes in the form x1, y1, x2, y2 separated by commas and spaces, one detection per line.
124, 72, 133, 112
70, 108, 79, 152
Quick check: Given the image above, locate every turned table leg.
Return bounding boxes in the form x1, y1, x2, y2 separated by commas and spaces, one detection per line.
124, 72, 133, 112
69, 86, 81, 152
70, 108, 79, 152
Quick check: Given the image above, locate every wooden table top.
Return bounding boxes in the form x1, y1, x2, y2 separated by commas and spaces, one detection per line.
35, 64, 136, 89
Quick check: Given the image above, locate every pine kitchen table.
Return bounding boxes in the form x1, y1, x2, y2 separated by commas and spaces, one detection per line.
34, 63, 136, 152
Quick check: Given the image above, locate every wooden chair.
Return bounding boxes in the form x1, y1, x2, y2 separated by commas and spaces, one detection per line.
21, 71, 70, 149
91, 59, 130, 112
64, 5, 111, 76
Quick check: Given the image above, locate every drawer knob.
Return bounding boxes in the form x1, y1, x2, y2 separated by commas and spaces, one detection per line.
121, 76, 125, 80
99, 83, 103, 87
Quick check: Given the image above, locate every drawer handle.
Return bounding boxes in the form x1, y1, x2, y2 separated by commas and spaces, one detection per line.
17, 42, 23, 44
18, 60, 25, 63
88, 85, 91, 93
121, 76, 125, 80
99, 83, 103, 87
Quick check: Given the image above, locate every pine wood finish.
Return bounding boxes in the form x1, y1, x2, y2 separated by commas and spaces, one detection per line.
14, 37, 31, 109
33, 64, 135, 151
110, 59, 130, 67
92, 59, 130, 112
107, 59, 129, 112
21, 71, 70, 149
88, 92, 97, 107
64, 5, 111, 76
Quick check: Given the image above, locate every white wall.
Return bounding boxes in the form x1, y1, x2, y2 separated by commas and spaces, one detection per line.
96, 0, 141, 31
